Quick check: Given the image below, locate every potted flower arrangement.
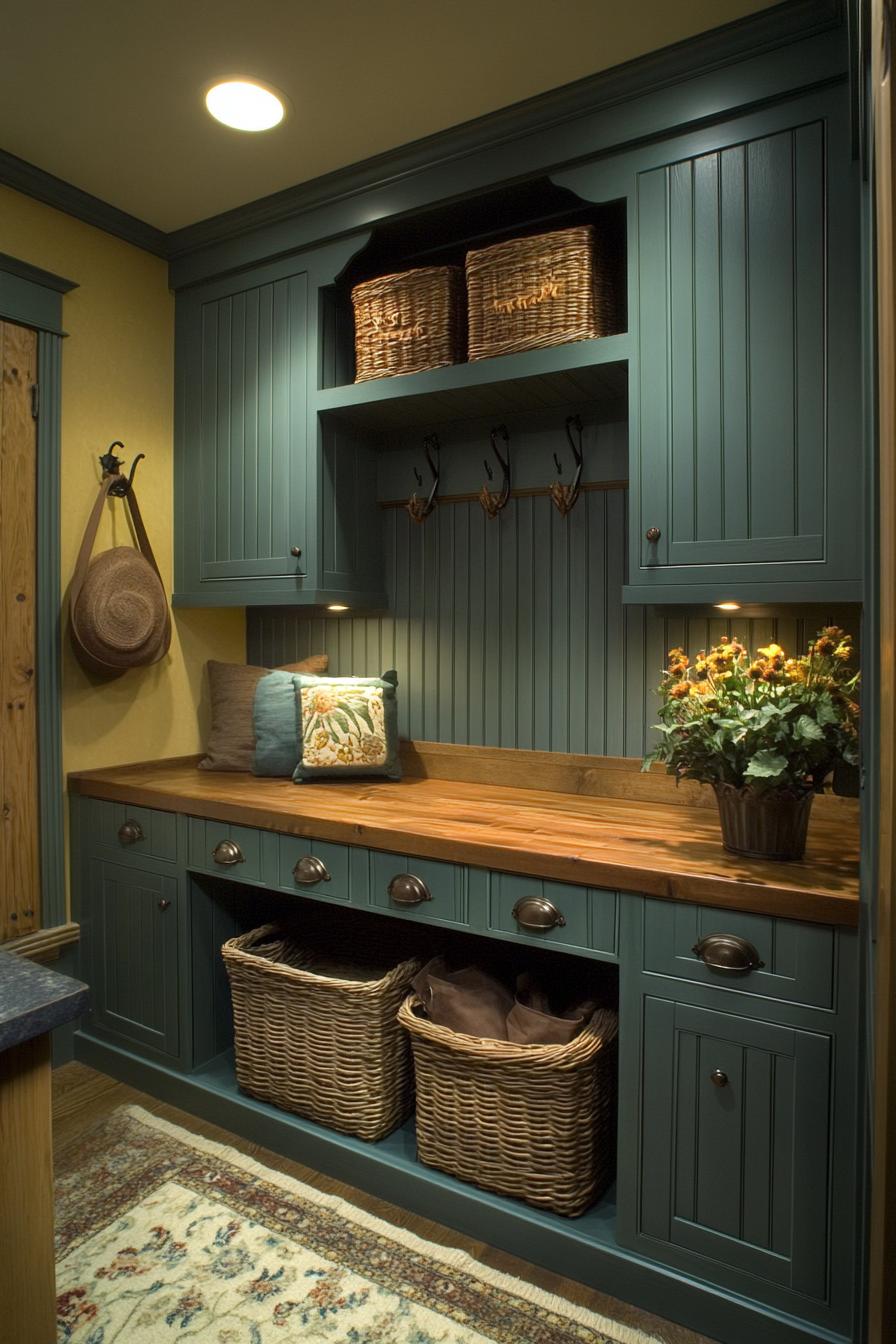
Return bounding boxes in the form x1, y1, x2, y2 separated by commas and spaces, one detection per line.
643, 627, 860, 860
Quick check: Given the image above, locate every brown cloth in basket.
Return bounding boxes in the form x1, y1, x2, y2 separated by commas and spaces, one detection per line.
411, 958, 597, 1045
411, 958, 513, 1039
507, 972, 597, 1045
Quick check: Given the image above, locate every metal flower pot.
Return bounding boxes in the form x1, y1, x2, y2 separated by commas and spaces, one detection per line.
712, 782, 814, 861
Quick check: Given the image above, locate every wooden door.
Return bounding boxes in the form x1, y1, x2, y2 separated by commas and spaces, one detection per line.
0, 321, 39, 941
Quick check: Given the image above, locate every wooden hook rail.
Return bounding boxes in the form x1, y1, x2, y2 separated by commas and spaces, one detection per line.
380, 479, 628, 510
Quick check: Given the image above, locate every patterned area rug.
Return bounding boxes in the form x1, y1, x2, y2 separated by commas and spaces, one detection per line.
55, 1105, 658, 1343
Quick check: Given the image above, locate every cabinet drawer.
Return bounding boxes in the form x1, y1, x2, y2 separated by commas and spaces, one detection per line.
186, 818, 263, 883
488, 874, 618, 959
368, 852, 469, 927
640, 997, 831, 1299
275, 836, 352, 903
81, 797, 178, 863
643, 900, 835, 1009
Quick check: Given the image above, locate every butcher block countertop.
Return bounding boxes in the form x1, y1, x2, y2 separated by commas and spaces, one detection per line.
68, 741, 861, 928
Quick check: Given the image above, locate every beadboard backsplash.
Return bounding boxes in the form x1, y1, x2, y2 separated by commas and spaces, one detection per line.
247, 486, 856, 759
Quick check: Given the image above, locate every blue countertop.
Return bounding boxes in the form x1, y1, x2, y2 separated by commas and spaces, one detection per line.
0, 948, 88, 1051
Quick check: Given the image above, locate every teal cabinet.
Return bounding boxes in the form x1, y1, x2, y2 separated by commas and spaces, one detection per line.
174, 241, 385, 608
181, 265, 309, 589
625, 87, 862, 602
639, 997, 831, 1298
83, 859, 181, 1059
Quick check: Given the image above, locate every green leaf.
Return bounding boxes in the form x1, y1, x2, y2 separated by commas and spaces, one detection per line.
744, 750, 789, 780
340, 705, 366, 736
815, 697, 839, 726
795, 714, 825, 742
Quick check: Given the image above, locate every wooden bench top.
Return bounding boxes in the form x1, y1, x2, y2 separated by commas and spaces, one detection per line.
68, 742, 860, 927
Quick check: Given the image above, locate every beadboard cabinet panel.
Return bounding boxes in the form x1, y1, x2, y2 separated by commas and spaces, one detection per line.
626, 88, 862, 598
174, 238, 385, 608
640, 998, 831, 1299
85, 860, 180, 1059
176, 265, 310, 600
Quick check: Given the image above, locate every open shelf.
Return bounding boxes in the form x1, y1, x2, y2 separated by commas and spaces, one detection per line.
195, 1047, 619, 1247
315, 333, 629, 432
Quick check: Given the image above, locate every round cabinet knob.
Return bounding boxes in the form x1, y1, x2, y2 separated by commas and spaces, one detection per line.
710, 1069, 729, 1088
118, 819, 144, 846
693, 933, 765, 975
158, 899, 171, 912
290, 546, 302, 558
212, 839, 245, 867
293, 854, 331, 885
388, 874, 432, 906
645, 527, 662, 543
511, 896, 566, 932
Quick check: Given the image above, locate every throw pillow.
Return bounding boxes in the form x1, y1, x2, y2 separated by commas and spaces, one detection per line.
292, 670, 401, 782
199, 655, 328, 771
253, 669, 305, 777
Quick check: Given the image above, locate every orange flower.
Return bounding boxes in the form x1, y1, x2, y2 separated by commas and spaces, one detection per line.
668, 682, 691, 700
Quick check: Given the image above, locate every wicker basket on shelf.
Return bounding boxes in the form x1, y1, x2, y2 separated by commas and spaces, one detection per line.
465, 223, 614, 362
222, 924, 422, 1141
351, 265, 465, 382
398, 993, 618, 1216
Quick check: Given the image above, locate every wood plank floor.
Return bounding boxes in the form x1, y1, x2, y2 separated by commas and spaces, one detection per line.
52, 1062, 718, 1344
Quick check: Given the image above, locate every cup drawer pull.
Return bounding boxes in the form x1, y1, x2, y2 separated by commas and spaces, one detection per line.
388, 874, 432, 906
693, 933, 765, 974
118, 819, 144, 846
512, 896, 566, 932
293, 855, 331, 885
212, 839, 245, 867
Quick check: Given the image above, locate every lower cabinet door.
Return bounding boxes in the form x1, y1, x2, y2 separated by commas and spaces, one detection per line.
88, 859, 180, 1058
640, 998, 831, 1300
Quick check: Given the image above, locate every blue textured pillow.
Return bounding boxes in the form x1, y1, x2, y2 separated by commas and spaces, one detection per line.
292, 671, 401, 782
252, 670, 307, 777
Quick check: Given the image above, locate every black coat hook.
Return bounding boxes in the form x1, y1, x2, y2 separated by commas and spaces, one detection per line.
550, 415, 584, 516
479, 424, 511, 518
406, 433, 441, 524
98, 442, 145, 497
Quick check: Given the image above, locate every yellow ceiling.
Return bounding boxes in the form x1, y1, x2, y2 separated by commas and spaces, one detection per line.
0, 0, 783, 233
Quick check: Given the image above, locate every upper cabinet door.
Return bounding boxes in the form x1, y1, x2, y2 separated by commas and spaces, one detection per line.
629, 90, 862, 601
177, 266, 309, 597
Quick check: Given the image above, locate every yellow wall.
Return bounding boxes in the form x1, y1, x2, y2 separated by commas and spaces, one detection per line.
0, 186, 245, 774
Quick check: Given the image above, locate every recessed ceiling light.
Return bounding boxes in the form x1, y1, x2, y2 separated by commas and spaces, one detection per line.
715, 601, 741, 611
205, 79, 286, 132
327, 604, 349, 613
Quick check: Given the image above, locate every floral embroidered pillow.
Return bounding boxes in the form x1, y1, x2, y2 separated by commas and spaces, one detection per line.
292, 671, 401, 782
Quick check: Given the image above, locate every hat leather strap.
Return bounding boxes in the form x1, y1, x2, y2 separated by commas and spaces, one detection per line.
71, 475, 172, 664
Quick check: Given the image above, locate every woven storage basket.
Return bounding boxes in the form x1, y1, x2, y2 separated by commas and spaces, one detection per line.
223, 925, 422, 1141
465, 224, 614, 362
398, 993, 618, 1216
352, 265, 465, 382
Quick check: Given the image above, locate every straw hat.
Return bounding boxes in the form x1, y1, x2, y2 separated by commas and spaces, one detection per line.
71, 547, 170, 675
70, 477, 171, 677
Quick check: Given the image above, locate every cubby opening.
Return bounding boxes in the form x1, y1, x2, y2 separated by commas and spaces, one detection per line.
319, 177, 628, 392
188, 875, 620, 1246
